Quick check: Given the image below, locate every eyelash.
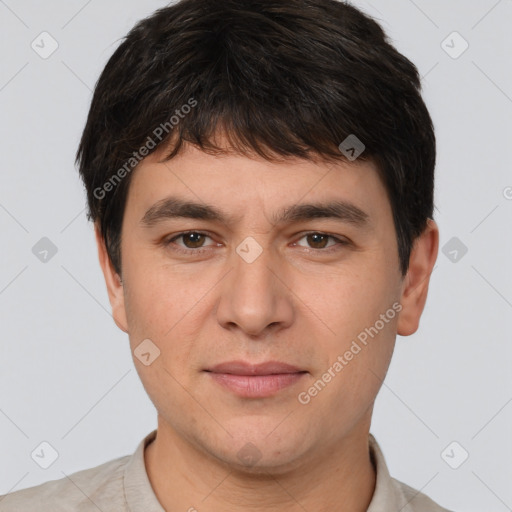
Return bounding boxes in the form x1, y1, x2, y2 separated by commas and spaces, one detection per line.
163, 231, 349, 255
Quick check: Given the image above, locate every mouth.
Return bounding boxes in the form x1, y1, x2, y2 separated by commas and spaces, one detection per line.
204, 360, 308, 398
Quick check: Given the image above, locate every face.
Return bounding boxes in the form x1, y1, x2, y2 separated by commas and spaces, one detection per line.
97, 138, 438, 473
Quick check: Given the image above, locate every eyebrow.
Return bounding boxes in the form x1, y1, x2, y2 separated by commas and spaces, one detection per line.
140, 196, 370, 228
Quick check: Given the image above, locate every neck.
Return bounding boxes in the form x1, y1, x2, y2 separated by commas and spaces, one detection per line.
144, 416, 376, 512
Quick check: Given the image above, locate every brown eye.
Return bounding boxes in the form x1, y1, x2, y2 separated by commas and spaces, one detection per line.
180, 232, 207, 248
295, 232, 346, 250
165, 231, 216, 253
305, 233, 330, 249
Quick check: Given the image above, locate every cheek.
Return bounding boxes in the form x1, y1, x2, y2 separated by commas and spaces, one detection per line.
299, 262, 399, 340
295, 260, 400, 401
298, 282, 398, 426
123, 255, 190, 330
123, 263, 219, 368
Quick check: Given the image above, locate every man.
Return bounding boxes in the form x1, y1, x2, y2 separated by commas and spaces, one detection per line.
0, 0, 452, 510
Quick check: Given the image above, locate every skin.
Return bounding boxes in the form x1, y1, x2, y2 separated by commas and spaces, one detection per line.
96, 136, 438, 512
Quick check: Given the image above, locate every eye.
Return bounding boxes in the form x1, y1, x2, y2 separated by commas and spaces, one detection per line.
162, 230, 349, 256
165, 231, 218, 253
293, 232, 348, 251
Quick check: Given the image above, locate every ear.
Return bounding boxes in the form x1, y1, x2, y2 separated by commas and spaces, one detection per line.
94, 223, 129, 333
397, 219, 439, 336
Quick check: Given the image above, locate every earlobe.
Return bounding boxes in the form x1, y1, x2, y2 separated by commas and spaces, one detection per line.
397, 219, 439, 337
94, 223, 129, 333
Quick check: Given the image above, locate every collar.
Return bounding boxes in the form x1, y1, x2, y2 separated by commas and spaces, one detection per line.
123, 429, 164, 511
367, 432, 405, 510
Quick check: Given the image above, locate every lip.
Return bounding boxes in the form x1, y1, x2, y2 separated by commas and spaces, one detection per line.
206, 360, 304, 376
204, 360, 307, 398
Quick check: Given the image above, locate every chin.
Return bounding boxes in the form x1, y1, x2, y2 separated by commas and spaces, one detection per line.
203, 426, 312, 475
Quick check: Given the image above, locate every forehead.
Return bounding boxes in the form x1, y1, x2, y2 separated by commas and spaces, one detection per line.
125, 139, 390, 229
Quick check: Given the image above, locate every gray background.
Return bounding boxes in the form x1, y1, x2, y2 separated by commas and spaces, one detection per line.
1, 1, 511, 510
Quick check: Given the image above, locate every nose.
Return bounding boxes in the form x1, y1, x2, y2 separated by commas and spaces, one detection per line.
215, 240, 294, 338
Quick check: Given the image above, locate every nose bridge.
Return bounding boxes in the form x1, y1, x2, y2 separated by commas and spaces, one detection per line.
216, 236, 293, 336
234, 237, 275, 296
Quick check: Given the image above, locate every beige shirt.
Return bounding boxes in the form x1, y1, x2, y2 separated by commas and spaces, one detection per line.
0, 431, 453, 511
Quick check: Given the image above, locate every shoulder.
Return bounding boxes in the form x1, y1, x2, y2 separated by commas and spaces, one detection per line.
0, 454, 130, 512
392, 477, 455, 512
